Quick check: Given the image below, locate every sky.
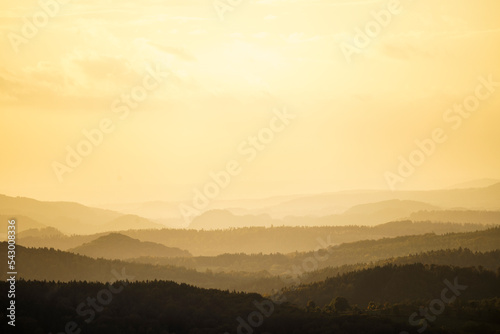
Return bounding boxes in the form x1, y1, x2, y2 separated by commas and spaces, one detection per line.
1, 0, 500, 205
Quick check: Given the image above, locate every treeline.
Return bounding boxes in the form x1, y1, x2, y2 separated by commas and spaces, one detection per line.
18, 221, 493, 256
301, 296, 500, 334
0, 243, 283, 293
291, 228, 500, 273
0, 279, 491, 334
301, 248, 500, 284
131, 228, 500, 275
280, 263, 500, 308
410, 210, 500, 225
2, 241, 500, 296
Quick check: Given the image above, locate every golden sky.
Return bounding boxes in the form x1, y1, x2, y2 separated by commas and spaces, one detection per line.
1, 0, 499, 204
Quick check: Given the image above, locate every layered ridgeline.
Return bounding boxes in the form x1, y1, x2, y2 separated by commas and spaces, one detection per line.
279, 264, 500, 308
0, 279, 456, 334
188, 199, 440, 229
2, 242, 499, 295
0, 242, 281, 293
240, 182, 500, 217
2, 185, 500, 237
130, 227, 500, 274
188, 200, 500, 229
300, 248, 500, 285
3, 228, 500, 294
17, 221, 496, 256
0, 194, 164, 235
97, 182, 500, 222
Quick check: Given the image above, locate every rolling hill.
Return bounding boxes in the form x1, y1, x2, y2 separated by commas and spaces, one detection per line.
279, 263, 500, 308
188, 200, 496, 229
409, 210, 500, 224
17, 221, 496, 256
253, 183, 500, 218
2, 241, 499, 296
0, 194, 164, 235
130, 227, 500, 276
0, 242, 281, 293
68, 233, 191, 260
2, 279, 431, 334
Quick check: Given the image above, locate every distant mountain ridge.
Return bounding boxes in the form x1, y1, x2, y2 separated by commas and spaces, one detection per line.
0, 194, 164, 235
446, 178, 500, 189
188, 200, 485, 229
17, 221, 497, 256
3, 183, 500, 234
252, 182, 500, 217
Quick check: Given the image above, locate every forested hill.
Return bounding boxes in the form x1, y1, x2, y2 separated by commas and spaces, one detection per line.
2, 241, 500, 295
280, 263, 500, 308
17, 221, 494, 256
300, 248, 500, 284
290, 227, 500, 271
0, 242, 282, 293
131, 227, 500, 274
0, 279, 494, 334
68, 233, 191, 260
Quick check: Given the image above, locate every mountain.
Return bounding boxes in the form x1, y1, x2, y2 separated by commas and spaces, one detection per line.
254, 183, 500, 218
19, 226, 65, 238
300, 248, 500, 285
102, 184, 500, 228
308, 199, 439, 226
131, 227, 500, 276
446, 178, 500, 189
280, 263, 500, 308
343, 199, 437, 215
0, 242, 279, 292
17, 221, 495, 256
96, 200, 182, 220
0, 194, 164, 235
188, 210, 277, 229
3, 241, 499, 296
189, 200, 482, 229
100, 214, 165, 231
2, 279, 432, 334
97, 195, 301, 228
288, 227, 500, 274
409, 210, 500, 224
68, 233, 191, 260
0, 214, 45, 231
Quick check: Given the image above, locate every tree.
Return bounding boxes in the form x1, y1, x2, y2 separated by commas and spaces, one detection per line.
367, 301, 378, 311
331, 297, 350, 313
306, 300, 317, 312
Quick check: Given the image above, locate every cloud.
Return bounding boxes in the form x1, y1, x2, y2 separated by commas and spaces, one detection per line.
0, 52, 147, 110
147, 42, 197, 62
70, 52, 134, 80
285, 32, 321, 43
189, 29, 207, 35
253, 32, 269, 39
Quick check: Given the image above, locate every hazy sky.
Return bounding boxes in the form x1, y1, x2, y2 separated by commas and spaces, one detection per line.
1, 0, 499, 204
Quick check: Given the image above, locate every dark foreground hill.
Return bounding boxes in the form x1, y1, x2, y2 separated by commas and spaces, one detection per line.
2, 279, 499, 334
280, 263, 500, 308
